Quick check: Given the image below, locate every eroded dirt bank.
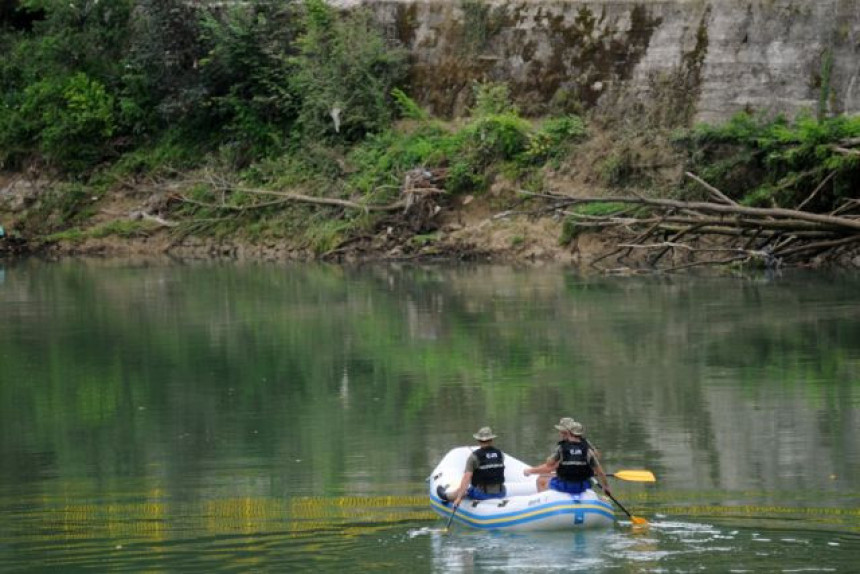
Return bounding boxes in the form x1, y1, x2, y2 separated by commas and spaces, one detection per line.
3, 170, 859, 272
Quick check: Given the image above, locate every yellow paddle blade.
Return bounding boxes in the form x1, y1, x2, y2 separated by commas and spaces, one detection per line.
631, 516, 649, 526
611, 470, 656, 482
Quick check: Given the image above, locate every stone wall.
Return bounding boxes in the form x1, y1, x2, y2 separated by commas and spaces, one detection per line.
353, 0, 860, 124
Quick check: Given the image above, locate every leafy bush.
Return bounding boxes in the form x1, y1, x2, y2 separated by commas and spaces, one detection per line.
0, 1, 133, 170
15, 72, 117, 171
471, 82, 517, 117
348, 125, 455, 195
465, 113, 531, 163
391, 88, 427, 121
196, 3, 301, 159
124, 0, 209, 132
685, 111, 860, 210
525, 115, 586, 162
290, 0, 407, 143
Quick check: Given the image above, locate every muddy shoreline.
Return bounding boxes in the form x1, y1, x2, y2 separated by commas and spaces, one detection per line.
3, 172, 859, 272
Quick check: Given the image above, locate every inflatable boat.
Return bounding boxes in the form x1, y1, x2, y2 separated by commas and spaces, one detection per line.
428, 447, 615, 531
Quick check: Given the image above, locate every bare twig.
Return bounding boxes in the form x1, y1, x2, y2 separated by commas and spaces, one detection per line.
796, 170, 837, 211
233, 187, 407, 212
661, 255, 751, 273
548, 195, 860, 231
775, 234, 860, 258
140, 212, 178, 228
685, 172, 738, 206
832, 146, 860, 156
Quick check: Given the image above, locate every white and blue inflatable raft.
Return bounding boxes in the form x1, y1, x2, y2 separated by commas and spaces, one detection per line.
429, 447, 615, 531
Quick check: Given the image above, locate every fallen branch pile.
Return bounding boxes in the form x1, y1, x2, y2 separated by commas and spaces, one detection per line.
534, 172, 860, 272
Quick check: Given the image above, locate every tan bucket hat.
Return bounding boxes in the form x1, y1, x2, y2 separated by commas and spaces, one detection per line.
554, 417, 584, 435
473, 426, 497, 441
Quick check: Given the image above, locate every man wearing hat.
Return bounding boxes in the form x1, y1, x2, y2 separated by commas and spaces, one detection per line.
523, 418, 611, 496
447, 426, 507, 506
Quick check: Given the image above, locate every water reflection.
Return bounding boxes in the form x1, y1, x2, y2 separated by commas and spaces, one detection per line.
429, 529, 614, 572
0, 261, 859, 571
423, 520, 860, 573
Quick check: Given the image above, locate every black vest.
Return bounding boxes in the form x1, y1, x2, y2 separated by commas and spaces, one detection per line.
556, 439, 594, 482
471, 447, 505, 487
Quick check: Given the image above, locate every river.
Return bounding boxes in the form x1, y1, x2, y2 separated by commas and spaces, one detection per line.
0, 260, 858, 572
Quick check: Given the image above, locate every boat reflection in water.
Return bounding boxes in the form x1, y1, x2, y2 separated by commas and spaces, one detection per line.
429, 528, 622, 573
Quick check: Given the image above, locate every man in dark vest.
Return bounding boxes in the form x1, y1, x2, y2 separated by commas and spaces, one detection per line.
450, 426, 507, 506
524, 417, 611, 496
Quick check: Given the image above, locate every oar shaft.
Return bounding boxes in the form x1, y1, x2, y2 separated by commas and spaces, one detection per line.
605, 491, 634, 519
444, 503, 460, 531
598, 484, 648, 526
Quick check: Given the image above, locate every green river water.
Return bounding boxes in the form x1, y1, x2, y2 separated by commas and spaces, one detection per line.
0, 260, 858, 572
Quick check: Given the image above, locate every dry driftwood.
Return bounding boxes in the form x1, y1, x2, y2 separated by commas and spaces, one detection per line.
176, 168, 448, 215
536, 172, 860, 271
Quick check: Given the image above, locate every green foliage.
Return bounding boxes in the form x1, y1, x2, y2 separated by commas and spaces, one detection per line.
446, 159, 487, 194
570, 202, 630, 217
391, 88, 427, 120
441, 112, 530, 193
525, 115, 586, 163
348, 124, 455, 195
0, 1, 133, 170
54, 219, 154, 240
410, 232, 440, 246
290, 0, 407, 143
685, 111, 860, 210
465, 113, 531, 163
559, 217, 581, 246
600, 151, 634, 187
348, 85, 575, 197
0, 0, 407, 175
18, 73, 117, 170
471, 82, 517, 117
304, 217, 352, 254
196, 3, 300, 160
96, 133, 206, 183
122, 0, 208, 133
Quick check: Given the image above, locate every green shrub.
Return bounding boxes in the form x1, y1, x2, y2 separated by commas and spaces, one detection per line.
304, 217, 351, 254
391, 88, 427, 121
464, 113, 531, 163
446, 159, 486, 194
559, 217, 581, 246
290, 0, 408, 143
196, 3, 301, 159
471, 82, 517, 117
347, 123, 458, 195
525, 115, 586, 162
685, 111, 860, 210
15, 73, 117, 171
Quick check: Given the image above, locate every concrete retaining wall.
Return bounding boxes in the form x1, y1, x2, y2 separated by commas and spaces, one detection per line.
353, 0, 860, 123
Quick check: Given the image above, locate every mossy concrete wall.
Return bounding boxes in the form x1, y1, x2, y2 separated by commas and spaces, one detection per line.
353, 0, 860, 124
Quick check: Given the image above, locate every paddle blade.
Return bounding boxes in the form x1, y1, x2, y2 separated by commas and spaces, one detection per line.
631, 516, 649, 526
611, 470, 656, 482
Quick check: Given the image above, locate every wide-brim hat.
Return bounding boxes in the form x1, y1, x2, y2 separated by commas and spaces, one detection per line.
554, 417, 584, 435
473, 426, 497, 441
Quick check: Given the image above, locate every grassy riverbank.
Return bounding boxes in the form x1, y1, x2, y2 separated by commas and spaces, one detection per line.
1, 1, 858, 268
